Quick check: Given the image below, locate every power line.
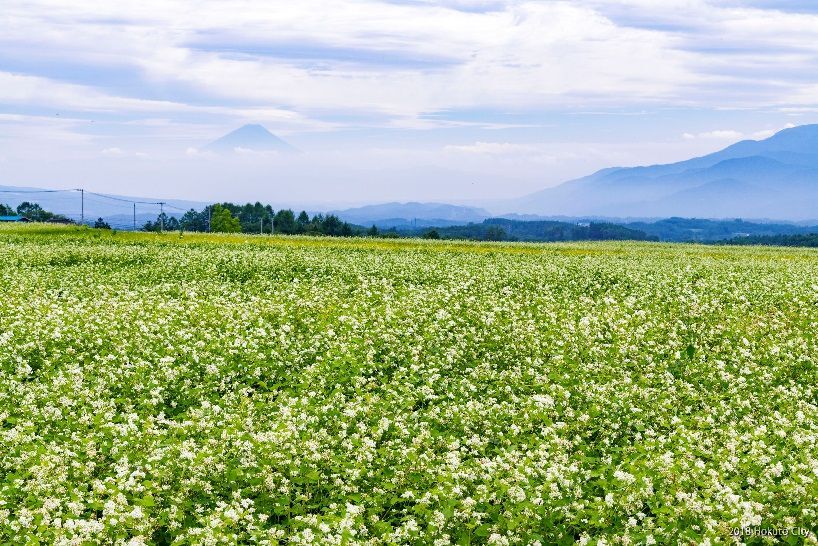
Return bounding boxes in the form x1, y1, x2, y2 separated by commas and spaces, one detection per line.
2, 186, 198, 231
84, 190, 171, 206
0, 188, 75, 194
3, 187, 190, 209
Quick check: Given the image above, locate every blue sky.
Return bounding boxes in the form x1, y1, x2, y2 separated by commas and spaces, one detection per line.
1, 0, 818, 205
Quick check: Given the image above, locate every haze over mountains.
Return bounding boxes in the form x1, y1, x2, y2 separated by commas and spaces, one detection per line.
3, 124, 818, 226
330, 202, 490, 228
333, 124, 818, 224
204, 124, 298, 154
509, 124, 818, 221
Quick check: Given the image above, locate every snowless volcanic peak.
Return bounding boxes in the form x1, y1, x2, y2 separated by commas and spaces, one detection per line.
205, 124, 298, 153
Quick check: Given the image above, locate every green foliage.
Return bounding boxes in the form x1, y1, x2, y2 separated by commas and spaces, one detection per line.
423, 229, 441, 239
210, 204, 241, 233
16, 201, 44, 217
12, 201, 73, 223
172, 203, 359, 237
297, 210, 310, 231
0, 203, 14, 216
218, 202, 274, 233
403, 219, 656, 242
714, 233, 818, 247
483, 225, 505, 241
143, 212, 180, 232
3, 225, 818, 544
273, 208, 297, 234
180, 207, 209, 232
93, 217, 111, 229
624, 217, 818, 242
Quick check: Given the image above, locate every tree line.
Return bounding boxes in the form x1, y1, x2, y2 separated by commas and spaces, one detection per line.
712, 233, 818, 247
142, 202, 361, 236
0, 202, 73, 223
397, 219, 657, 242
2, 200, 658, 243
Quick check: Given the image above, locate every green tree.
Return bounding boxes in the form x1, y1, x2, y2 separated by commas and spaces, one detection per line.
165, 216, 180, 231
588, 223, 603, 240
17, 201, 54, 222
321, 214, 343, 236
296, 211, 310, 233
367, 225, 379, 237
484, 226, 506, 241
93, 217, 111, 229
307, 214, 324, 234
210, 204, 241, 233
17, 202, 45, 219
13, 201, 72, 223
180, 208, 208, 232
273, 209, 297, 234
423, 229, 441, 240
142, 212, 175, 232
0, 203, 14, 216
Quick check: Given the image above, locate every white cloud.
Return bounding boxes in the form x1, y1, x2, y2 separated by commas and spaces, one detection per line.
101, 147, 148, 158
233, 147, 281, 156
682, 130, 744, 140
0, 1, 706, 124
2, 0, 818, 131
683, 122, 799, 142
751, 129, 775, 139
444, 142, 538, 155
751, 122, 796, 139
3, 0, 818, 204
700, 130, 745, 140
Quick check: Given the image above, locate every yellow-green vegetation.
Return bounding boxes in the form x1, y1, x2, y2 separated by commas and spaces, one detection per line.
1, 223, 818, 544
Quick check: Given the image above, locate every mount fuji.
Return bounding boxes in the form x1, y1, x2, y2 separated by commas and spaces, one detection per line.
205, 124, 298, 154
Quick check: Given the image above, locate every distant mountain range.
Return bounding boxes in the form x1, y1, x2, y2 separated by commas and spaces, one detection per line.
205, 124, 298, 153
509, 124, 818, 220
331, 202, 490, 228
3, 124, 817, 228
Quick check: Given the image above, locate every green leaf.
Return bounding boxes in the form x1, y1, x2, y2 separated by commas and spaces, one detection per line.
474, 524, 490, 537
140, 495, 155, 507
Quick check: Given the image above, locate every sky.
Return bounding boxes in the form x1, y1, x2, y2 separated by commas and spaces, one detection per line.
2, 0, 818, 208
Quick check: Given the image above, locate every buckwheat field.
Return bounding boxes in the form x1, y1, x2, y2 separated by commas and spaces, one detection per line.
1, 224, 818, 545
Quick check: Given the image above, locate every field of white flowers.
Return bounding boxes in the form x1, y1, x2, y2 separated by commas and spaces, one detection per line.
1, 224, 817, 545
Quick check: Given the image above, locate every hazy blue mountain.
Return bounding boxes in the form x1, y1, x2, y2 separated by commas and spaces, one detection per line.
332, 202, 490, 227
512, 124, 818, 220
205, 124, 298, 153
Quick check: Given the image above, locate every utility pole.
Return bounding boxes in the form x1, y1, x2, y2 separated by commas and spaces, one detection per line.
159, 202, 165, 232
260, 218, 263, 234
79, 188, 84, 224
208, 207, 211, 232
133, 203, 136, 231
